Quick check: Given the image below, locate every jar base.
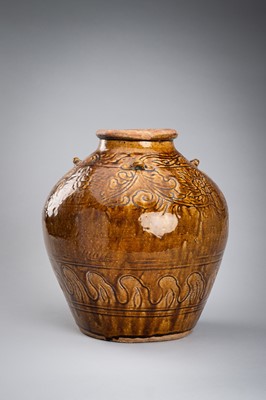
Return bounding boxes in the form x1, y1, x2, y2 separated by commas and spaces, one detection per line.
79, 327, 193, 343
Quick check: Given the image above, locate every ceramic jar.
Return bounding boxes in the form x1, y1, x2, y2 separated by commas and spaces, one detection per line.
43, 129, 228, 342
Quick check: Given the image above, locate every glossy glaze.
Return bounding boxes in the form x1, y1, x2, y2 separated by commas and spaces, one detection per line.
43, 129, 228, 342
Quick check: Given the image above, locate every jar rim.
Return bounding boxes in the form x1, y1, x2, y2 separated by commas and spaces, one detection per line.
96, 129, 178, 141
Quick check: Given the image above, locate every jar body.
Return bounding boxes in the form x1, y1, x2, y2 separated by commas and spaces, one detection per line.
43, 130, 228, 342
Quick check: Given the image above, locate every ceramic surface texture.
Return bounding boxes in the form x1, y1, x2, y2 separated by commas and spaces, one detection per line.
43, 129, 228, 342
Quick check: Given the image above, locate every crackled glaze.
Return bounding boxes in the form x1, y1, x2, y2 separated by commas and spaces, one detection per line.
43, 129, 228, 342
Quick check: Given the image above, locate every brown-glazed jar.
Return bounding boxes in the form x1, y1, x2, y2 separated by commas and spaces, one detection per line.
43, 129, 228, 342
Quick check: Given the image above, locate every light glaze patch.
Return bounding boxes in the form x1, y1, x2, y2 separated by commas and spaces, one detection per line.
139, 211, 178, 239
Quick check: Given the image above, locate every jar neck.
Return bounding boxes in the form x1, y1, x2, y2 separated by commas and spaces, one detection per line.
97, 139, 177, 154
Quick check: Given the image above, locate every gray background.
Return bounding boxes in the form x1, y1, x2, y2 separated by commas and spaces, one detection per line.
1, 0, 265, 399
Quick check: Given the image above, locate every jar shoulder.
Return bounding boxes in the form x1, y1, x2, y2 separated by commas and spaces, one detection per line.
43, 149, 228, 218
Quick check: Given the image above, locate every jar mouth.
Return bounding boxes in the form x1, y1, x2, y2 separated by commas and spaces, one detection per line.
96, 129, 178, 141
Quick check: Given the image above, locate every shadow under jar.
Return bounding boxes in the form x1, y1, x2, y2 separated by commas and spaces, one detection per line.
43, 129, 228, 342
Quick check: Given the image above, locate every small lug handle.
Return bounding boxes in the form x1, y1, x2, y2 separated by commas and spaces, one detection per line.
73, 157, 82, 165
190, 159, 200, 167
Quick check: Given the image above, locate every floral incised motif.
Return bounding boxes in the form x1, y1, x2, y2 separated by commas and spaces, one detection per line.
93, 152, 226, 213
45, 151, 225, 216
45, 153, 100, 217
60, 265, 206, 310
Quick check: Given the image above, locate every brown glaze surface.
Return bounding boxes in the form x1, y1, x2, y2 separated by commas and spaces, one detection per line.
43, 129, 228, 342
